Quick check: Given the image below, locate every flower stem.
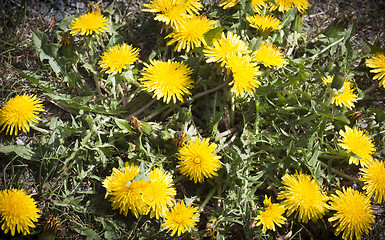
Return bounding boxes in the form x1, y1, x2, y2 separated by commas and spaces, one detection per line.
126, 98, 157, 120
192, 80, 230, 100
30, 124, 50, 134
199, 186, 216, 212
319, 161, 362, 184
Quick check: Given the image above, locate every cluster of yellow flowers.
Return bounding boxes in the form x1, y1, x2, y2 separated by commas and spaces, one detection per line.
2, 0, 385, 238
256, 172, 376, 240
102, 164, 200, 236
255, 125, 385, 240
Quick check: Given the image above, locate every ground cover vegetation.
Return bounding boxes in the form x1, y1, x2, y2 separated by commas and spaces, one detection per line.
0, 0, 385, 239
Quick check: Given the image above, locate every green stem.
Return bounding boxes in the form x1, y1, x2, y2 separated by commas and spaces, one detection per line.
93, 73, 102, 96
30, 124, 50, 134
311, 36, 344, 60
192, 80, 230, 100
319, 161, 362, 183
199, 186, 216, 212
363, 81, 379, 95
126, 98, 157, 120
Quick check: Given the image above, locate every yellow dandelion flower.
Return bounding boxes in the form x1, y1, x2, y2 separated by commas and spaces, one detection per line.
328, 187, 374, 240
102, 164, 150, 218
98, 43, 140, 74
162, 201, 199, 237
140, 59, 193, 104
143, 168, 177, 219
332, 80, 358, 109
360, 159, 385, 204
219, 0, 239, 9
322, 75, 334, 85
203, 31, 251, 67
366, 53, 385, 87
253, 42, 288, 68
246, 14, 281, 35
255, 195, 286, 233
69, 11, 109, 36
143, 0, 202, 29
277, 173, 329, 223
166, 15, 216, 52
0, 94, 44, 135
251, 0, 268, 13
0, 189, 40, 236
177, 138, 222, 183
338, 126, 375, 167
270, 0, 310, 13
226, 54, 261, 97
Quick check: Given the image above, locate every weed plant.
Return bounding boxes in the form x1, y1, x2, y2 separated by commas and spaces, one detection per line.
1, 0, 385, 239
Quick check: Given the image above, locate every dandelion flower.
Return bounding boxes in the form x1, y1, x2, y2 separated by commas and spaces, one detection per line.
323, 76, 358, 109
143, 0, 202, 29
98, 43, 140, 74
328, 187, 374, 240
253, 42, 288, 68
251, 0, 268, 13
143, 168, 176, 219
177, 138, 222, 183
246, 14, 281, 35
270, 0, 310, 13
366, 53, 385, 87
226, 54, 261, 96
203, 31, 250, 67
332, 80, 357, 109
103, 164, 150, 218
163, 201, 199, 237
69, 11, 109, 36
166, 15, 216, 52
0, 189, 40, 236
219, 0, 239, 9
255, 195, 286, 233
277, 173, 328, 223
322, 75, 334, 85
338, 126, 375, 167
360, 159, 385, 203
0, 94, 44, 135
140, 59, 193, 103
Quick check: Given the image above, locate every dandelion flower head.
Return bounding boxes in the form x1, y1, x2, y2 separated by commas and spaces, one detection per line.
69, 10, 109, 36
140, 59, 193, 104
103, 164, 150, 217
0, 94, 44, 135
277, 173, 329, 223
162, 201, 199, 237
219, 0, 239, 9
143, 168, 176, 219
246, 14, 281, 35
143, 0, 202, 29
166, 15, 216, 52
328, 187, 374, 240
366, 53, 385, 87
270, 0, 310, 13
338, 126, 375, 167
203, 31, 251, 67
323, 77, 358, 109
255, 195, 286, 233
0, 189, 40, 236
253, 42, 288, 68
226, 54, 261, 97
98, 43, 140, 74
360, 159, 385, 204
177, 138, 222, 183
251, 0, 268, 13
